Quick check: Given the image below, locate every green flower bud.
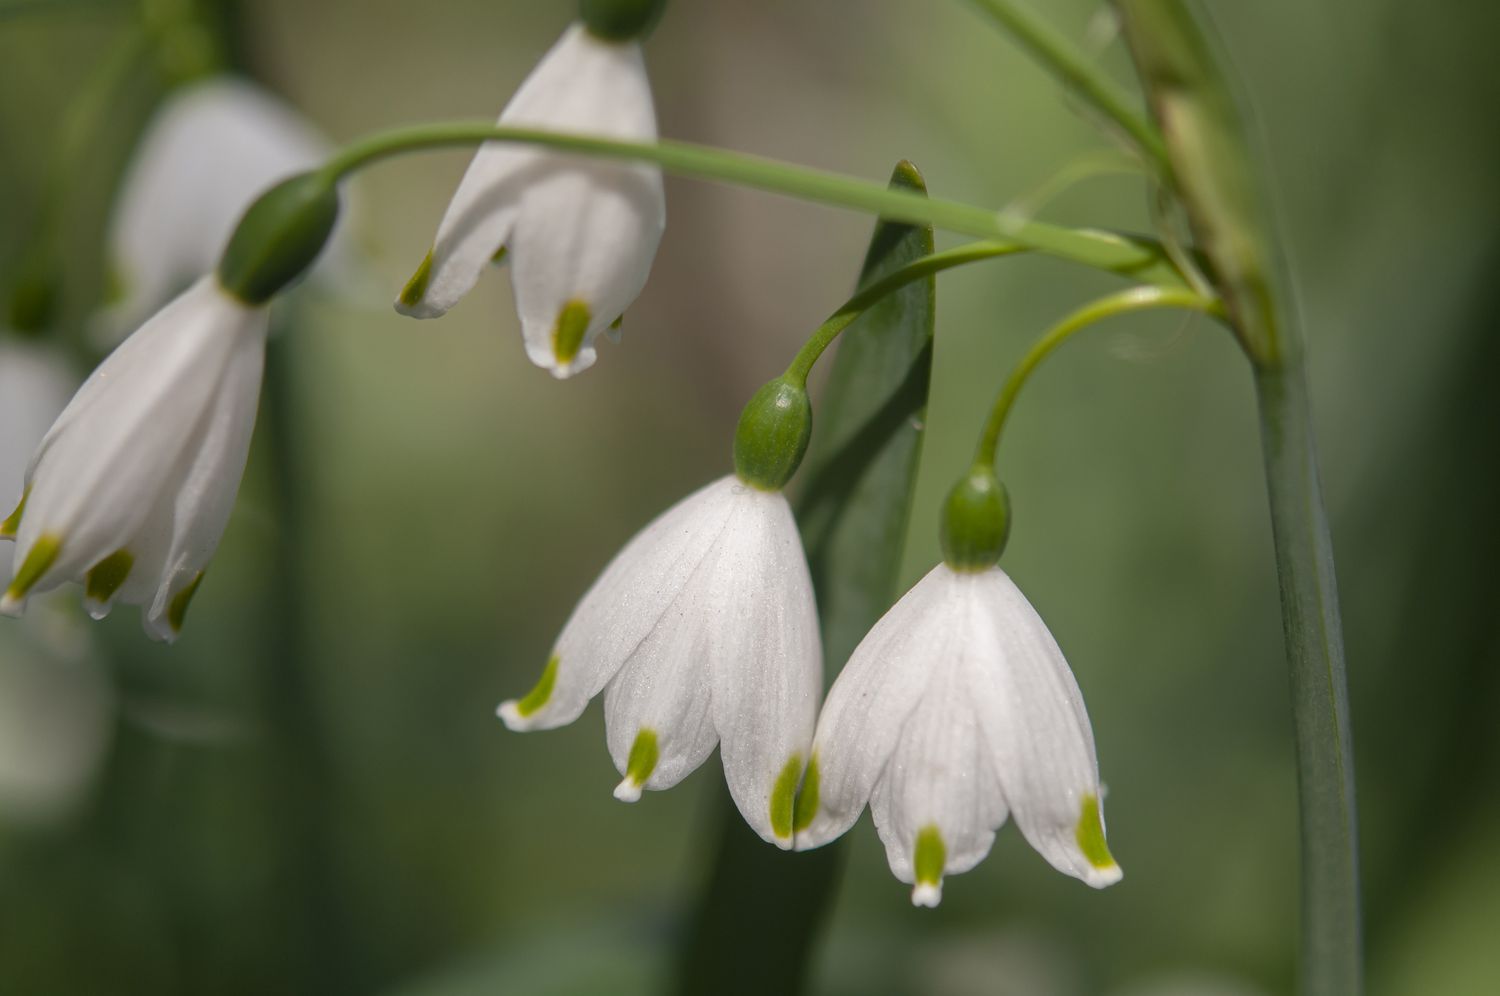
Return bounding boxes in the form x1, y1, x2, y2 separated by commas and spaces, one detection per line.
216, 171, 340, 306
734, 377, 813, 492
580, 0, 668, 42
940, 466, 1011, 571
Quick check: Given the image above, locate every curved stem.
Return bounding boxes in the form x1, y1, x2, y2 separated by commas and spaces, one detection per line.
784, 241, 1024, 384
964, 0, 1168, 170
974, 284, 1223, 465
318, 122, 1186, 287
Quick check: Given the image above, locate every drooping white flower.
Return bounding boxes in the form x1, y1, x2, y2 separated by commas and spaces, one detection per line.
98, 76, 345, 339
0, 333, 76, 591
1, 277, 267, 640
795, 563, 1121, 906
396, 22, 665, 379
498, 474, 821, 847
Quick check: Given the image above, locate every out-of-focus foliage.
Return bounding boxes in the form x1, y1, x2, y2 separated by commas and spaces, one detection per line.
1, 1, 1497, 993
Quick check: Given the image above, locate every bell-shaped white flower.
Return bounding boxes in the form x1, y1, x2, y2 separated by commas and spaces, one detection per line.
98, 76, 344, 339
795, 563, 1121, 906
396, 22, 665, 379
1, 277, 267, 641
0, 333, 76, 592
498, 474, 821, 847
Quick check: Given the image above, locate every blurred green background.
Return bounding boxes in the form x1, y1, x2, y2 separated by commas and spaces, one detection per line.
2, 0, 1498, 993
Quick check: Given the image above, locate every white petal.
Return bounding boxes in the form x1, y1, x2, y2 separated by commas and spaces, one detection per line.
708, 486, 821, 848
510, 160, 664, 378
5, 280, 262, 608
398, 22, 664, 379
795, 564, 959, 851
868, 583, 1009, 901
967, 566, 1122, 887
600, 553, 720, 795
100, 77, 335, 339
497, 476, 739, 732
0, 336, 75, 590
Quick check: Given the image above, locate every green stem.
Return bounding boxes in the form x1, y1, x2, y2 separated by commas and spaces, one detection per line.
319, 122, 1185, 286
974, 284, 1221, 465
1253, 361, 1362, 996
784, 241, 1024, 384
964, 0, 1168, 169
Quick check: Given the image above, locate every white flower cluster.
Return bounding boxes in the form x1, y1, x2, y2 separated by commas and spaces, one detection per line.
1, 13, 1121, 906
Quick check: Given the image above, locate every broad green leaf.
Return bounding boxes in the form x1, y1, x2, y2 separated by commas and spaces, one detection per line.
674, 162, 937, 996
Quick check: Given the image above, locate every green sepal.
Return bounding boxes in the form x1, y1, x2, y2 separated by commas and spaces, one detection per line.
579, 0, 668, 41
216, 171, 341, 305
733, 377, 813, 491
940, 465, 1011, 571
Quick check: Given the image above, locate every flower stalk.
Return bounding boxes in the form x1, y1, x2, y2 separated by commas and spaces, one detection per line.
317, 122, 1187, 287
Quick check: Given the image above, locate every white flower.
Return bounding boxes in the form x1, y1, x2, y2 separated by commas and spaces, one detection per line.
98, 76, 345, 339
396, 22, 665, 379
795, 563, 1121, 906
498, 475, 821, 847
0, 333, 76, 591
1, 277, 267, 640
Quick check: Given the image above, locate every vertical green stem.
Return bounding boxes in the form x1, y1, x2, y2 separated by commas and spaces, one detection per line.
1253, 360, 1362, 996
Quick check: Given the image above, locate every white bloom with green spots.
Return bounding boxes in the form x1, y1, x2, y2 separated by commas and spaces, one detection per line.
794, 563, 1122, 905
498, 474, 821, 848
395, 21, 665, 379
1, 277, 267, 641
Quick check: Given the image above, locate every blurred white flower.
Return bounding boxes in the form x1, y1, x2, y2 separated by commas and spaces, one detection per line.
0, 332, 76, 591
0, 620, 112, 826
396, 21, 665, 379
2, 277, 266, 641
795, 563, 1121, 906
97, 75, 349, 340
498, 474, 821, 847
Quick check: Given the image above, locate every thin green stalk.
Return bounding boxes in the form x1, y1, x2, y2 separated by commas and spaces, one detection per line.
784, 241, 1024, 383
319, 122, 1185, 286
1115, 4, 1363, 991
964, 0, 1168, 169
974, 284, 1222, 464
1253, 361, 1362, 996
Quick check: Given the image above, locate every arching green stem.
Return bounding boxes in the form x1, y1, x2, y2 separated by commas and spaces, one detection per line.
974, 284, 1223, 466
964, 0, 1168, 170
784, 241, 1025, 385
317, 122, 1186, 286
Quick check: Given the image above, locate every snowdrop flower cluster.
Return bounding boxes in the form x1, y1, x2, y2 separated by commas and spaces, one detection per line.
395, 18, 665, 378
2, 0, 1123, 912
